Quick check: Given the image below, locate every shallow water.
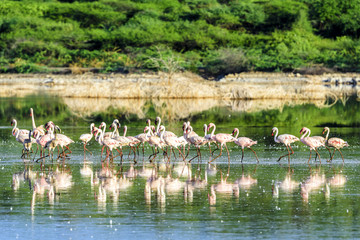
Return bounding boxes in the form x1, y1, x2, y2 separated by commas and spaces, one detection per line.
1, 95, 360, 239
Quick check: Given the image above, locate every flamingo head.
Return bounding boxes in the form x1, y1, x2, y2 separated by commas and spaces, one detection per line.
144, 126, 149, 133
232, 128, 238, 136
114, 119, 120, 128
155, 116, 160, 125
146, 119, 151, 126
299, 127, 305, 134
271, 128, 276, 136
203, 124, 207, 132
123, 126, 127, 132
10, 119, 14, 126
182, 122, 187, 131
207, 123, 214, 131
151, 126, 156, 133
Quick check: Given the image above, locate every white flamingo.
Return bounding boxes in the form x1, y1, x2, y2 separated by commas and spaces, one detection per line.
79, 123, 95, 157
271, 127, 299, 163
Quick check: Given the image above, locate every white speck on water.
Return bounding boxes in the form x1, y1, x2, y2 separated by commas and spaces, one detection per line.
49, 215, 52, 219
70, 228, 73, 231
91, 236, 93, 239
1, 167, 4, 170
347, 209, 349, 213
115, 228, 118, 231
221, 220, 224, 223
10, 207, 13, 211
68, 221, 71, 224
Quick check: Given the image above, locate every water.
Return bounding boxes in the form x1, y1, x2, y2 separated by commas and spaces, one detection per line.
1, 95, 360, 239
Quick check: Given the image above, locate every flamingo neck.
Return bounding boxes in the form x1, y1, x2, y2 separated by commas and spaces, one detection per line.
234, 128, 239, 139
273, 128, 278, 142
210, 124, 216, 137
159, 126, 165, 141
12, 120, 17, 134
156, 118, 161, 134
300, 129, 309, 139
30, 108, 36, 129
102, 123, 106, 135
324, 128, 330, 140
15, 128, 19, 138
203, 124, 207, 137
90, 123, 94, 134
123, 126, 127, 137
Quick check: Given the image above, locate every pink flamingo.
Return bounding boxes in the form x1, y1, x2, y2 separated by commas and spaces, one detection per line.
185, 125, 207, 162
271, 127, 299, 163
146, 125, 166, 162
134, 119, 151, 155
161, 125, 186, 162
123, 125, 141, 156
79, 123, 95, 158
207, 123, 235, 164
232, 128, 258, 162
94, 128, 121, 166
300, 127, 325, 164
323, 127, 349, 162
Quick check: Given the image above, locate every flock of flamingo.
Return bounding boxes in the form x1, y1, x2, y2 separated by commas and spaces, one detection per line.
10, 108, 349, 166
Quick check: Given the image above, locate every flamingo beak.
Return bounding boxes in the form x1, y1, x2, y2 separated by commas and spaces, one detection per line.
271, 132, 274, 136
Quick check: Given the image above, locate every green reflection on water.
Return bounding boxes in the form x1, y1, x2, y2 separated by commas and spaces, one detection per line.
1, 95, 360, 129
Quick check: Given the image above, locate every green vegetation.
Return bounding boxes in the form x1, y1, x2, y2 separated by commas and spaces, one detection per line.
1, 0, 360, 77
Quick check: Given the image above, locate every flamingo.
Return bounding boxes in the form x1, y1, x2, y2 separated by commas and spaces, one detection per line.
154, 116, 176, 138
185, 125, 207, 162
46, 123, 74, 158
146, 125, 166, 162
79, 123, 95, 158
207, 123, 235, 164
322, 127, 349, 162
94, 128, 121, 166
134, 119, 151, 155
232, 128, 258, 162
123, 125, 141, 156
208, 185, 216, 206
300, 127, 325, 164
161, 125, 186, 162
203, 124, 219, 155
11, 119, 29, 138
271, 127, 299, 163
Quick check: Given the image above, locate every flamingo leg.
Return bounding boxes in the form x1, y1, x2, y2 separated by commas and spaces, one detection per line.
177, 147, 186, 161
208, 143, 212, 155
277, 145, 291, 163
84, 144, 92, 155
241, 148, 244, 162
329, 149, 336, 162
209, 144, 223, 163
308, 149, 312, 164
249, 147, 259, 163
224, 144, 230, 165
338, 149, 345, 162
189, 147, 200, 163
325, 146, 332, 159
316, 149, 321, 164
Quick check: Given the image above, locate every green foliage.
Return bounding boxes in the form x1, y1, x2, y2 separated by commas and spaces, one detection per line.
1, 0, 360, 76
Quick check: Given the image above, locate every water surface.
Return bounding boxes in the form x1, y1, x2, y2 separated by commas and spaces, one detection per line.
1, 95, 359, 239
